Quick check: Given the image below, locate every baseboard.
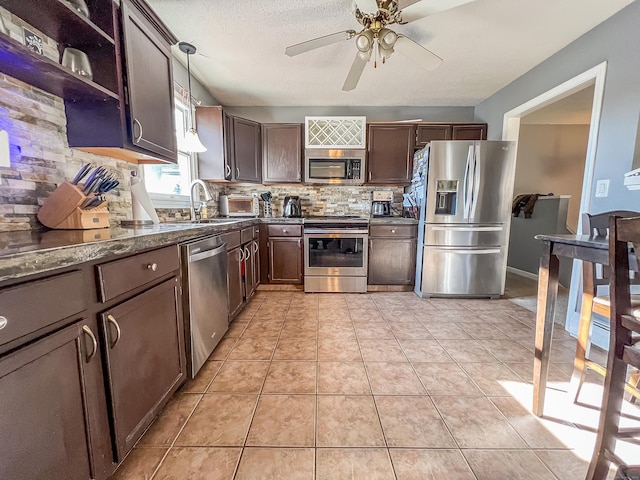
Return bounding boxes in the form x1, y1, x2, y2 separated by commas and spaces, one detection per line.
256, 284, 304, 291
507, 266, 538, 281
367, 285, 414, 292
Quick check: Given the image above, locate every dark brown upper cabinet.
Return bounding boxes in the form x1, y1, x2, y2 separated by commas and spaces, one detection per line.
197, 110, 261, 183
452, 124, 487, 140
233, 117, 262, 183
2, 0, 179, 164
262, 123, 303, 183
415, 124, 452, 149
119, 0, 177, 161
367, 124, 416, 185
196, 106, 233, 181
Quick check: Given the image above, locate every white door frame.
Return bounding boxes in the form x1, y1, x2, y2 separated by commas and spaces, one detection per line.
501, 61, 608, 339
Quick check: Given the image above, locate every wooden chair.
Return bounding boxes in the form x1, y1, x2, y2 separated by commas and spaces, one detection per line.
586, 214, 640, 479
569, 211, 640, 404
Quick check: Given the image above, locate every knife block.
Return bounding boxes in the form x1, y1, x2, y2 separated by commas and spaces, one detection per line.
37, 181, 110, 229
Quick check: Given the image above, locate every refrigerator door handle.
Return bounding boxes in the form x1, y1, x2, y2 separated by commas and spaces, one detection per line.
429, 247, 501, 255
463, 146, 473, 219
470, 145, 481, 220
430, 226, 503, 232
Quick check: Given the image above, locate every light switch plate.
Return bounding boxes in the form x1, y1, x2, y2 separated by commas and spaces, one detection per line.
596, 179, 609, 197
0, 130, 10, 168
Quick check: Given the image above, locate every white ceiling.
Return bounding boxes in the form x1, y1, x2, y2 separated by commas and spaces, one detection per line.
147, 0, 634, 107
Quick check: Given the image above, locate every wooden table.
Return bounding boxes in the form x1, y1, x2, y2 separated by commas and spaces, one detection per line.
533, 233, 609, 417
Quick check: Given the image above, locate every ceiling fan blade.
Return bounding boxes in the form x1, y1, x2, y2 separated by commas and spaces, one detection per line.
354, 0, 379, 13
395, 36, 442, 71
285, 30, 356, 56
342, 51, 371, 91
398, 0, 476, 24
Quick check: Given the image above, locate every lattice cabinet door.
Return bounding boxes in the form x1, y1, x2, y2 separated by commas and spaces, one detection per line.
305, 116, 366, 149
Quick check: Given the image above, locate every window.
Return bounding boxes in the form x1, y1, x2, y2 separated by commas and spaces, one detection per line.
142, 100, 195, 207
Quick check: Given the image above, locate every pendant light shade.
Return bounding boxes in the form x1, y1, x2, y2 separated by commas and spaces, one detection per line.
178, 41, 207, 153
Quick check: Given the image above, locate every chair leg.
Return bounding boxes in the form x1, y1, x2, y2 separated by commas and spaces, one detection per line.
586, 357, 629, 480
570, 297, 595, 403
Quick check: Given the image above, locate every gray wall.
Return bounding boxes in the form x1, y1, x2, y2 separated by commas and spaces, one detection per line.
223, 106, 475, 124
171, 57, 218, 106
514, 124, 589, 232
475, 0, 640, 213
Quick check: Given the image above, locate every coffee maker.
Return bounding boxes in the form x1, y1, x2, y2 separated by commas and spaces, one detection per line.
283, 196, 302, 217
371, 191, 392, 217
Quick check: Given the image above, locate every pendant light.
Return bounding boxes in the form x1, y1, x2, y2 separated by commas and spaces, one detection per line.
178, 41, 207, 153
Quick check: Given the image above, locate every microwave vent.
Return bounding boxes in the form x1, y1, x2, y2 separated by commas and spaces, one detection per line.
305, 116, 366, 149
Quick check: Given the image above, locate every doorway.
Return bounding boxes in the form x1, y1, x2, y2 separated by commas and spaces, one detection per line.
502, 62, 607, 340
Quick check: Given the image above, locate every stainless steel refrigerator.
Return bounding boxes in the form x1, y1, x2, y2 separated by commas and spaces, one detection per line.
413, 140, 516, 298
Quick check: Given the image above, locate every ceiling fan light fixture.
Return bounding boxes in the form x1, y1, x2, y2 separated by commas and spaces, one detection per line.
379, 28, 398, 49
356, 30, 374, 52
178, 41, 207, 153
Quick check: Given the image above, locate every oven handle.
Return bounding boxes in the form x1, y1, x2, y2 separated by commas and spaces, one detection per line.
304, 229, 369, 235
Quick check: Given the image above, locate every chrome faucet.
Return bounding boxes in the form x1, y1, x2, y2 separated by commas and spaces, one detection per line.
189, 179, 213, 221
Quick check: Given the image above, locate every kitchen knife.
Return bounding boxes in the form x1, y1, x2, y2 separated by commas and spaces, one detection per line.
82, 166, 105, 192
71, 163, 93, 185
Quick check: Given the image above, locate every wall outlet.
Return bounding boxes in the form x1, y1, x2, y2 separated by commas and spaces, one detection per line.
595, 179, 610, 197
0, 130, 10, 168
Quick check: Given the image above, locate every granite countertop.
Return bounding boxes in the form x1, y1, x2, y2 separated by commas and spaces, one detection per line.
0, 215, 415, 283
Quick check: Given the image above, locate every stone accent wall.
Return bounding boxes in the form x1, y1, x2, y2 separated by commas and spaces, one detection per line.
224, 185, 405, 218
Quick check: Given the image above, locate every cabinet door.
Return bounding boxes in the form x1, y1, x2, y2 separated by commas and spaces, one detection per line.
452, 124, 487, 140
233, 117, 261, 183
196, 106, 233, 180
368, 238, 417, 285
269, 237, 303, 284
262, 123, 302, 183
243, 242, 256, 299
252, 240, 261, 289
101, 278, 185, 460
0, 318, 113, 480
121, 0, 177, 161
228, 247, 244, 319
415, 124, 452, 148
367, 124, 415, 184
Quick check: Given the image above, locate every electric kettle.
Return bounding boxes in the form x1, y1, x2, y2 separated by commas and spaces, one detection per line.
283, 196, 302, 217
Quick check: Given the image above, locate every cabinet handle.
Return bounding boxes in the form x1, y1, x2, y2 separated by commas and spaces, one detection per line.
82, 325, 98, 362
391, 229, 396, 234
239, 248, 245, 261
253, 241, 258, 253
106, 314, 122, 348
283, 229, 288, 234
368, 171, 372, 181
147, 262, 158, 272
298, 238, 301, 247
235, 167, 240, 178
0, 315, 7, 330
133, 118, 143, 143
225, 164, 232, 178
244, 246, 251, 259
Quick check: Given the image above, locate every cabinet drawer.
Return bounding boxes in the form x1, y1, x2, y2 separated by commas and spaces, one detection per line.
369, 224, 417, 238
0, 271, 85, 349
97, 245, 179, 302
241, 226, 254, 244
221, 230, 241, 250
267, 224, 302, 237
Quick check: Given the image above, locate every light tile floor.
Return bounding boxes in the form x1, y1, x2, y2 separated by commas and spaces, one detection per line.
112, 289, 639, 480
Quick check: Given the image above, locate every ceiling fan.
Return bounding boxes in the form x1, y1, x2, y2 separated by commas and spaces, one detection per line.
285, 0, 476, 91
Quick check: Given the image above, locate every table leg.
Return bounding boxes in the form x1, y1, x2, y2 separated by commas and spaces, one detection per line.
533, 243, 559, 416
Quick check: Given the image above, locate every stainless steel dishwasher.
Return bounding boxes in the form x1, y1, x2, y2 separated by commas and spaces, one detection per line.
180, 235, 228, 377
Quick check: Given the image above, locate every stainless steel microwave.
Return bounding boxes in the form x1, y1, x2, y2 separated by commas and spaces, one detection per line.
304, 149, 366, 185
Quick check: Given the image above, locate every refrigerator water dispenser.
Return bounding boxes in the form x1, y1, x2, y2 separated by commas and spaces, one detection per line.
435, 180, 458, 215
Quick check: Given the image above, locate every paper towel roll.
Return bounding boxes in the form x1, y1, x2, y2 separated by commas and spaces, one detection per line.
130, 175, 160, 224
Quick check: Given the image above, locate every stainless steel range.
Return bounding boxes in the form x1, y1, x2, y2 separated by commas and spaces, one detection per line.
303, 216, 369, 293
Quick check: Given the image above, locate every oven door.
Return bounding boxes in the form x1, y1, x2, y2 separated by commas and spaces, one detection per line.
304, 230, 368, 276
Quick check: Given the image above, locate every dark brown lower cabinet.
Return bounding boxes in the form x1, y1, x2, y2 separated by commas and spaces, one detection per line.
368, 224, 418, 285
268, 237, 303, 284
228, 246, 244, 319
0, 317, 113, 480
100, 277, 185, 460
